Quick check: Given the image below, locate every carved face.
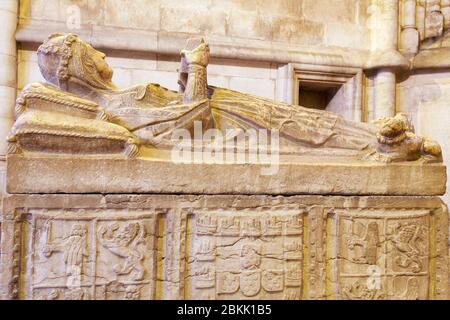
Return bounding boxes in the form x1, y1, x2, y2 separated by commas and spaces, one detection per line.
84, 43, 113, 82
37, 33, 117, 90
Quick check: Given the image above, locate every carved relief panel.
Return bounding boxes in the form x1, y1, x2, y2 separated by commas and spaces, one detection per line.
1, 196, 447, 300
29, 210, 157, 300
185, 207, 304, 300
330, 209, 432, 300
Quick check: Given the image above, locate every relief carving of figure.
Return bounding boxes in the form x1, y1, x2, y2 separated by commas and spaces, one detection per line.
7, 33, 443, 163
97, 222, 146, 280
346, 221, 380, 265
42, 222, 88, 277
389, 222, 428, 273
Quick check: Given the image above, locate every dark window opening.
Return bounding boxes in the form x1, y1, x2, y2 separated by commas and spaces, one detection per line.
298, 81, 341, 110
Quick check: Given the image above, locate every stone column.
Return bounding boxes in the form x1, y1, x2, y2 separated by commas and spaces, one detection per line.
0, 0, 18, 187
0, 0, 18, 298
372, 0, 399, 119
374, 68, 397, 119
442, 0, 450, 28
417, 0, 426, 40
400, 0, 420, 58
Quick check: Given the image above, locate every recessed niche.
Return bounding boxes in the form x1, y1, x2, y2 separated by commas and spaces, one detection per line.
298, 81, 342, 110
276, 63, 363, 121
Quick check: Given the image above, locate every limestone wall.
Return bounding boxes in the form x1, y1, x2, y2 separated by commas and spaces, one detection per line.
398, 70, 450, 205
18, 0, 372, 51
16, 0, 373, 101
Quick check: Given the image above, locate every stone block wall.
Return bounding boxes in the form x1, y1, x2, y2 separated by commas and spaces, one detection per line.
18, 0, 372, 51
16, 0, 373, 102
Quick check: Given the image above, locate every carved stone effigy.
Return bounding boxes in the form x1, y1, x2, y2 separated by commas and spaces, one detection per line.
0, 33, 448, 300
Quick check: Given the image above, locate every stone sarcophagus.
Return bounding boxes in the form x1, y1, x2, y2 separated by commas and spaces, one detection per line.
0, 34, 448, 300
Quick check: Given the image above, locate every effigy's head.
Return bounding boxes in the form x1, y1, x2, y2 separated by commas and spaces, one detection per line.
37, 33, 115, 90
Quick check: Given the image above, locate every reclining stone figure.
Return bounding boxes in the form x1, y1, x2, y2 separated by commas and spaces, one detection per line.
7, 33, 443, 163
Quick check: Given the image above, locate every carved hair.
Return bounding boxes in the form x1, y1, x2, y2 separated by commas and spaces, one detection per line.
37, 33, 115, 90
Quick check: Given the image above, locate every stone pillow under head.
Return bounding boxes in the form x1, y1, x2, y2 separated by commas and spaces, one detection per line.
9, 110, 139, 157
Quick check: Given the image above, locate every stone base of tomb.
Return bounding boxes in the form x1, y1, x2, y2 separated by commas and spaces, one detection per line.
5, 154, 447, 196
1, 193, 448, 300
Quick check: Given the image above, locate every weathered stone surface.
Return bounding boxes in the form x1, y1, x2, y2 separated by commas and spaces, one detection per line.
4, 2, 450, 301
6, 154, 447, 196
0, 194, 447, 300
413, 47, 450, 69
18, 0, 371, 50
8, 34, 443, 165
398, 72, 450, 206
104, 0, 160, 31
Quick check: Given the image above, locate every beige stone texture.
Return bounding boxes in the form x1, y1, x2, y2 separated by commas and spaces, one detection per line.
6, 154, 446, 197
0, 194, 448, 300
16, 0, 374, 68
0, 0, 18, 195
398, 72, 450, 205
18, 0, 370, 49
1, 0, 449, 301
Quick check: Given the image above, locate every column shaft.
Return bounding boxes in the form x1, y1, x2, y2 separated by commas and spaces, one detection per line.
0, 0, 18, 156
374, 68, 397, 119
371, 0, 399, 119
